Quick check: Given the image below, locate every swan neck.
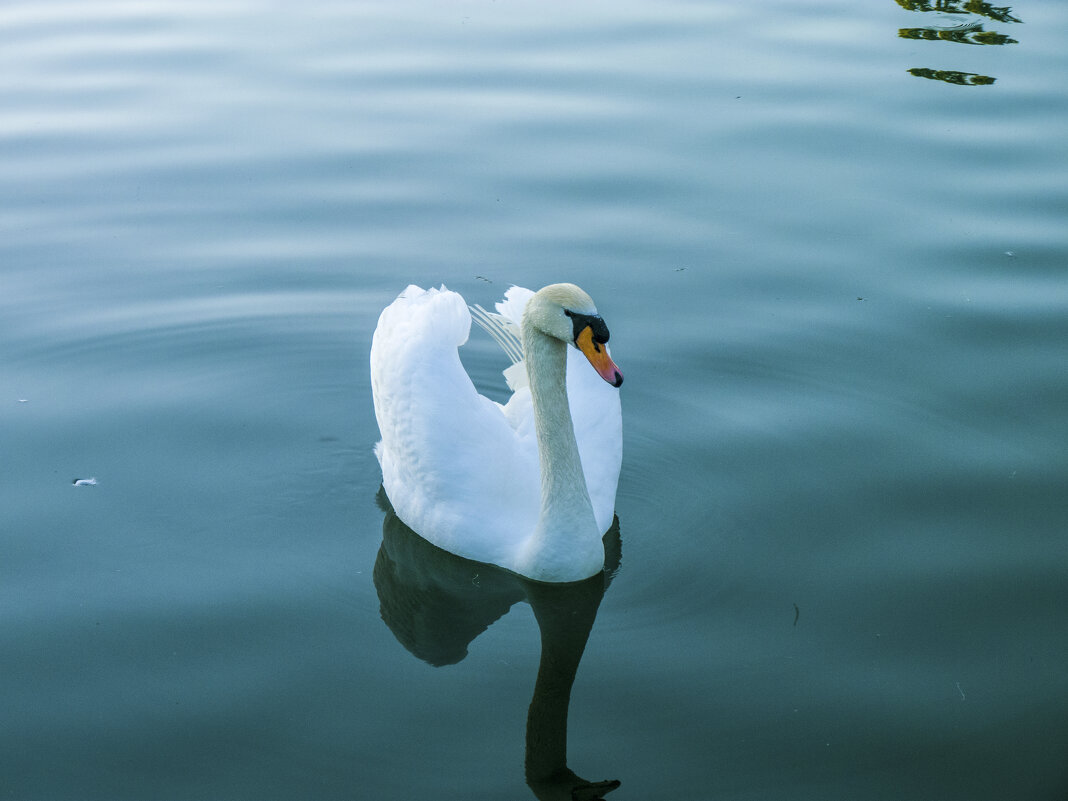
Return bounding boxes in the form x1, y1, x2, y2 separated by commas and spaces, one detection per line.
524, 327, 585, 502
520, 321, 602, 581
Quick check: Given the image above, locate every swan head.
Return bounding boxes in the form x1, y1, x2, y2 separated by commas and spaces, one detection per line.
525, 283, 624, 388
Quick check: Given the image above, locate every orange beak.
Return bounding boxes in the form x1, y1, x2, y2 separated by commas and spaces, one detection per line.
576, 325, 623, 387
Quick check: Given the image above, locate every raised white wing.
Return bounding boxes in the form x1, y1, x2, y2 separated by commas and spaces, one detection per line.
371, 286, 539, 566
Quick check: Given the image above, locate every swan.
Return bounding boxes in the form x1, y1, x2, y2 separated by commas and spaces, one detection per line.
370, 283, 623, 583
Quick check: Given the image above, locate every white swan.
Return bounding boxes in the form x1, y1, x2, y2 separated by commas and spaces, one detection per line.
371, 283, 623, 583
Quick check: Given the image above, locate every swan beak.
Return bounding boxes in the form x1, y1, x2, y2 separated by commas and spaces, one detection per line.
576, 325, 624, 388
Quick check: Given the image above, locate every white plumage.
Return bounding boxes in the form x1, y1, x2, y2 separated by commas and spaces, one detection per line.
370, 284, 623, 582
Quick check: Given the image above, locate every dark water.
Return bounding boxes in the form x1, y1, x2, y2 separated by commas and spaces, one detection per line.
3, 2, 1066, 799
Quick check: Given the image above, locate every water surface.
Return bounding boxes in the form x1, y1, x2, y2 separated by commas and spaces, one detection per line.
3, 1, 1067, 799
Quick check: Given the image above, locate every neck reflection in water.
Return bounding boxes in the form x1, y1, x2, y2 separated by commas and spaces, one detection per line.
373, 490, 622, 800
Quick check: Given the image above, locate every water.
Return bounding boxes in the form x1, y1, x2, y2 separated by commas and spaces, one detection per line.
3, 1, 1066, 799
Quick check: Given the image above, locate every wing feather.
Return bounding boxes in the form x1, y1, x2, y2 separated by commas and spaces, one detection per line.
371, 286, 539, 565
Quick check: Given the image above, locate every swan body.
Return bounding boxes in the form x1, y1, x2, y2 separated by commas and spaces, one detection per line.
370, 283, 623, 582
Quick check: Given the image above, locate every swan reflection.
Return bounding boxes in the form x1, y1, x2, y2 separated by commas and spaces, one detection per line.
374, 490, 622, 799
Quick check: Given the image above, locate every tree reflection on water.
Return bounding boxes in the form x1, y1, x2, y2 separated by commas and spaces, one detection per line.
907, 67, 997, 85
894, 0, 1023, 85
895, 1, 1021, 24
899, 26, 1017, 46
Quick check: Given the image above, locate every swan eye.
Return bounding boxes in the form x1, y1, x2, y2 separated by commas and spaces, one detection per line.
564, 309, 610, 347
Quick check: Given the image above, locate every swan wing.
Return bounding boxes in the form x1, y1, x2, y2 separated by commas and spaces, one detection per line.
371, 286, 539, 567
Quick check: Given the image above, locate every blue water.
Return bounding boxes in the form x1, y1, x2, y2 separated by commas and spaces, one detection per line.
3, 2, 1067, 799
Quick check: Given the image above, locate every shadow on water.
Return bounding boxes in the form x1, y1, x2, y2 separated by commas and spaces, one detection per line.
894, 0, 1023, 85
372, 489, 623, 801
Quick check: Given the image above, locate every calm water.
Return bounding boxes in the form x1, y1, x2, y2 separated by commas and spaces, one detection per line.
3, 1, 1067, 799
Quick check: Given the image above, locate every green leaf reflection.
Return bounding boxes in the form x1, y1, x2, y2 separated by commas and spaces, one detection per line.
894, 0, 1022, 24
899, 26, 1017, 45
907, 67, 997, 85
896, 0, 1022, 84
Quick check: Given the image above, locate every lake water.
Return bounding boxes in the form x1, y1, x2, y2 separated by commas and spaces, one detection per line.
3, 1, 1066, 799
